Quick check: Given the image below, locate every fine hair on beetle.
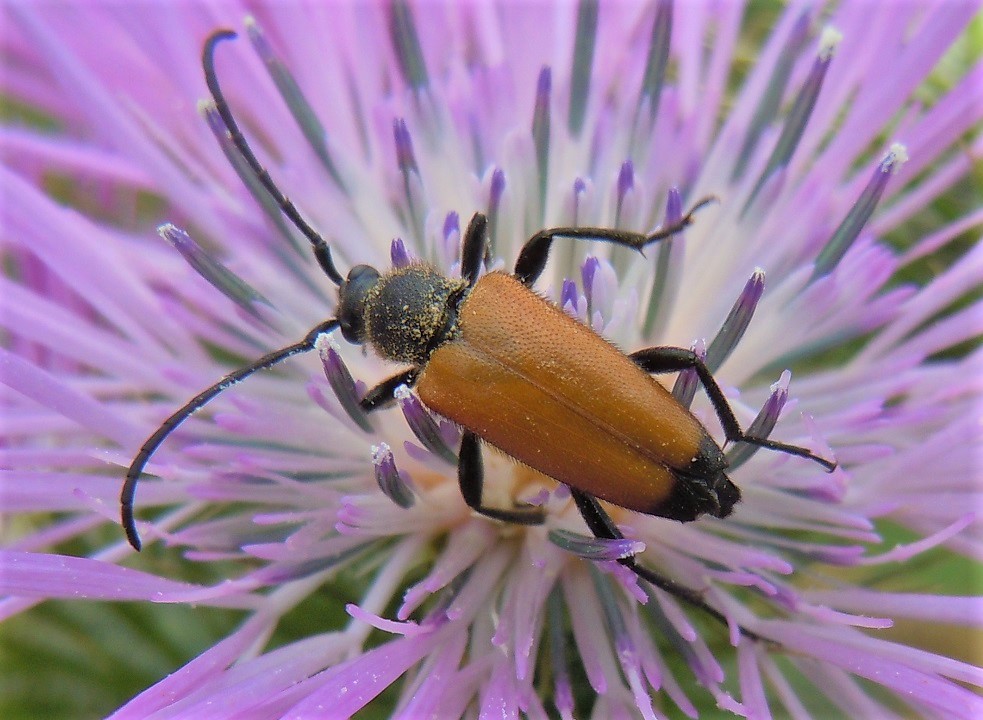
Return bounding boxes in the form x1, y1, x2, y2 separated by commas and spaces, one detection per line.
121, 29, 837, 637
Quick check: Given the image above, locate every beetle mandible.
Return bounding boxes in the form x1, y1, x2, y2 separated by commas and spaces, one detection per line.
121, 30, 836, 628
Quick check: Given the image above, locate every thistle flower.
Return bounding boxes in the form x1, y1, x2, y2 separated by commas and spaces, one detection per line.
2, 2, 982, 718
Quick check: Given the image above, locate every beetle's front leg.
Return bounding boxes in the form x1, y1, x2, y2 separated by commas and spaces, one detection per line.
459, 431, 545, 525
460, 212, 489, 288
359, 368, 420, 413
512, 196, 716, 287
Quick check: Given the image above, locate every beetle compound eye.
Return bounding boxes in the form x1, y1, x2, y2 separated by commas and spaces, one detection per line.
338, 265, 381, 344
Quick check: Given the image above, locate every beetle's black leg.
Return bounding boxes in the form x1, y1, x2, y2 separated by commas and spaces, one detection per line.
513, 196, 717, 287
359, 368, 420, 413
630, 346, 836, 471
121, 318, 340, 551
569, 488, 762, 639
459, 431, 545, 525
461, 213, 489, 288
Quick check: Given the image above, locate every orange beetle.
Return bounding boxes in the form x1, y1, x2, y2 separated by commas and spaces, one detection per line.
121, 31, 835, 625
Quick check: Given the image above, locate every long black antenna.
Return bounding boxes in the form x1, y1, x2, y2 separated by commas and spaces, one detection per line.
203, 30, 343, 286
121, 319, 339, 550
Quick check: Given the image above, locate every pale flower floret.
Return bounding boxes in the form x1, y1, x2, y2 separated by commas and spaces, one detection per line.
817, 25, 843, 60
886, 141, 911, 171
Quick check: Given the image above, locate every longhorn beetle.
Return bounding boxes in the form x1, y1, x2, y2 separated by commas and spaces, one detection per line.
121, 29, 836, 632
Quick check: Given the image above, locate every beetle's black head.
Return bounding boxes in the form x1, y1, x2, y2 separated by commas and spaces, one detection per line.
338, 264, 381, 345
338, 264, 469, 365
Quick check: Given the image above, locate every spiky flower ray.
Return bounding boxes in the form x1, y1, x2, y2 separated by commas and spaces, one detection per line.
1, 1, 981, 718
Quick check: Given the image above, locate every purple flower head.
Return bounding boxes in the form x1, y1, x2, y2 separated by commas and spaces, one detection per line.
2, 2, 981, 718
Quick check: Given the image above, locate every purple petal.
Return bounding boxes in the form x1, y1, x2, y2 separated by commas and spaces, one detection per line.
0, 551, 256, 607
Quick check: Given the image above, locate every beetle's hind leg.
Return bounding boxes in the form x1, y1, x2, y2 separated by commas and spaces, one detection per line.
459, 431, 545, 525
569, 488, 762, 639
629, 346, 836, 471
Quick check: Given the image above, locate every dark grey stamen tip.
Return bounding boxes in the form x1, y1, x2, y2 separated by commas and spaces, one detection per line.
158, 223, 272, 319
396, 385, 457, 464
